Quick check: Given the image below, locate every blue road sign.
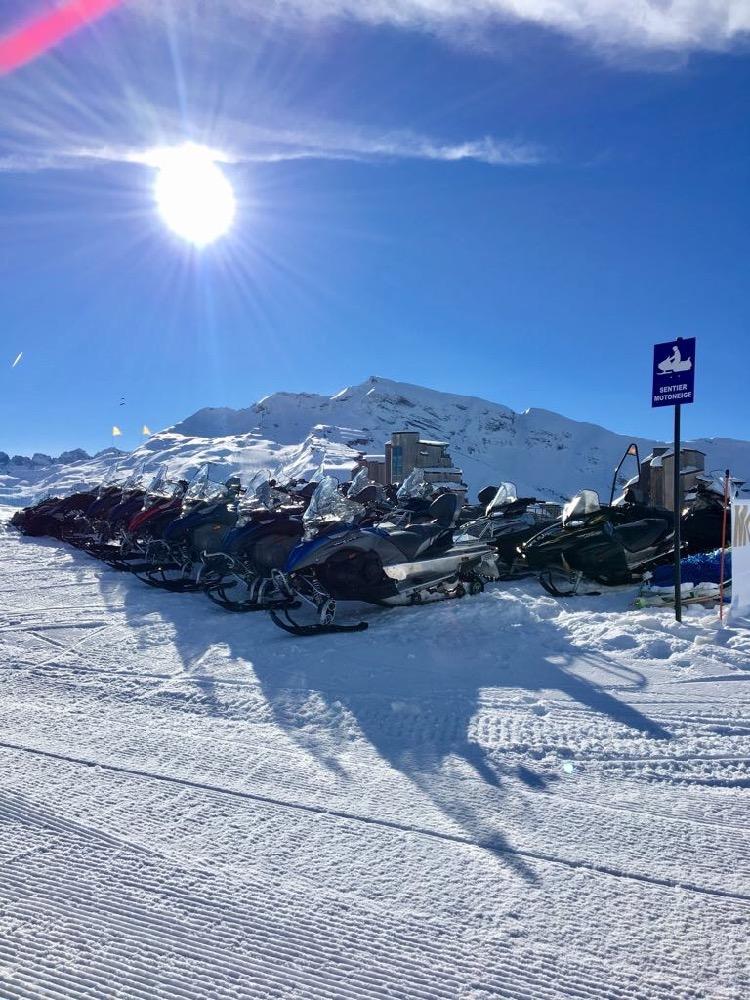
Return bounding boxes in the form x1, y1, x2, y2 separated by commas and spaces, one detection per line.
652, 337, 695, 408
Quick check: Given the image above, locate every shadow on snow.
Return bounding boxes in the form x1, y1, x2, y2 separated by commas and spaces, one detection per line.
94, 559, 672, 882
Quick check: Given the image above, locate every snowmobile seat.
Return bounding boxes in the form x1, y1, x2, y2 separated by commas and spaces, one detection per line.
612, 519, 669, 553
351, 485, 378, 505
295, 482, 318, 500
477, 486, 499, 506
428, 493, 460, 527
387, 524, 454, 561
385, 495, 458, 559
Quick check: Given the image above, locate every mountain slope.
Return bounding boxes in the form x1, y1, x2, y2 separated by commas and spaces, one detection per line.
4, 376, 750, 505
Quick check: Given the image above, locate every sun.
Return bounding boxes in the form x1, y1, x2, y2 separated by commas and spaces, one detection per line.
153, 143, 236, 247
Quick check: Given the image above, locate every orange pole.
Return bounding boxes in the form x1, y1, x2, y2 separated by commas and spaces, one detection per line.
719, 469, 730, 622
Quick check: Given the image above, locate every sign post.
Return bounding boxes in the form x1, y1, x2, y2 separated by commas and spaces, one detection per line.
731, 500, 750, 623
651, 336, 696, 622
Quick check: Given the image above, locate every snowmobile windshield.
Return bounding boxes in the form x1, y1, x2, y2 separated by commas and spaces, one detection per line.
96, 461, 123, 496
142, 466, 171, 506
238, 470, 274, 511
396, 468, 431, 501
146, 465, 169, 494
309, 455, 326, 485
184, 464, 229, 502
696, 472, 741, 500
303, 475, 363, 539
486, 482, 518, 515
562, 490, 601, 524
122, 462, 147, 489
349, 468, 369, 496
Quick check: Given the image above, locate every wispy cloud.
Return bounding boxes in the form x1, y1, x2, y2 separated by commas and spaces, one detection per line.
224, 125, 544, 166
211, 0, 750, 54
0, 124, 545, 173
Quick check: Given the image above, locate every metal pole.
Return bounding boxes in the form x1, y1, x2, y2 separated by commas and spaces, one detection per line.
719, 468, 730, 623
673, 403, 682, 622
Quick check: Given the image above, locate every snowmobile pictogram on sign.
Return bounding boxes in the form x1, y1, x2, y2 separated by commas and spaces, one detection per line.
652, 337, 695, 408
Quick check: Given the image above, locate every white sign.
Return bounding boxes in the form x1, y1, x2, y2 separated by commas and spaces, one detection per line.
730, 500, 750, 623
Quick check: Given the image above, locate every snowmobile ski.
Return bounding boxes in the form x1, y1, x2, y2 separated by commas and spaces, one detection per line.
269, 605, 369, 636
539, 570, 601, 598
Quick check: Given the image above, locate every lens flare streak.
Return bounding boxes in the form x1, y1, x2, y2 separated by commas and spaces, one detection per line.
0, 0, 124, 75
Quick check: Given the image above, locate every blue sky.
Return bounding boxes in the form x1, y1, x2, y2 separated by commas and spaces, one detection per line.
1, 1, 748, 456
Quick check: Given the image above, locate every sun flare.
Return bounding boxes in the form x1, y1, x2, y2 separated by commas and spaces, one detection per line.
153, 143, 235, 247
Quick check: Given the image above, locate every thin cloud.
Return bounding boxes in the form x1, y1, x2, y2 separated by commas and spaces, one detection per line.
0, 125, 545, 173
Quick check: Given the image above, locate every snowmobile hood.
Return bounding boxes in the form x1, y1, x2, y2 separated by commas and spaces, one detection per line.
284, 523, 361, 573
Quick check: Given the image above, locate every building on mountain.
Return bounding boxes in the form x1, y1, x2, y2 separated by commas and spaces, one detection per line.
623, 446, 706, 510
353, 431, 464, 491
384, 431, 464, 489
359, 454, 388, 486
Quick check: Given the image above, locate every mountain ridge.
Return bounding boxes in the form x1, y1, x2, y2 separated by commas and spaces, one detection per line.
3, 376, 749, 505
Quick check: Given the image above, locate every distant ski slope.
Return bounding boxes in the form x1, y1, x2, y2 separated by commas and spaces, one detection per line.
3, 375, 750, 504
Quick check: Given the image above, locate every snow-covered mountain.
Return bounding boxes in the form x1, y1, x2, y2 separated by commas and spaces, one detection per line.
0, 447, 126, 506
4, 376, 750, 505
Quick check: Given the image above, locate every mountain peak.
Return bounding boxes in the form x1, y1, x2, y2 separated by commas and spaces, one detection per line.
4, 377, 750, 507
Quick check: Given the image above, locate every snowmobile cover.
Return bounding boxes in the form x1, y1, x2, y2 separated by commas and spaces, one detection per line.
652, 550, 731, 587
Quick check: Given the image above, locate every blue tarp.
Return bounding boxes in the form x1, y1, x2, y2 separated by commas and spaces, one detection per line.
652, 550, 731, 586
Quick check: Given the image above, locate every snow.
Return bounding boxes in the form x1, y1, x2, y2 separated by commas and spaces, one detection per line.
1, 507, 748, 998
3, 376, 750, 512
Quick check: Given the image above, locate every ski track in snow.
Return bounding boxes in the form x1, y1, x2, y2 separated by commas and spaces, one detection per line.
0, 511, 749, 999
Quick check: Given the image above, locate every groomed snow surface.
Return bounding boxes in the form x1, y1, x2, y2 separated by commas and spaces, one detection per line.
1, 508, 748, 1000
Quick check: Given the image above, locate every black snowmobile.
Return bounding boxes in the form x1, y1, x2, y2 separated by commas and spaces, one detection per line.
129, 464, 243, 592
681, 473, 741, 555
458, 483, 563, 575
200, 472, 321, 612
521, 489, 675, 595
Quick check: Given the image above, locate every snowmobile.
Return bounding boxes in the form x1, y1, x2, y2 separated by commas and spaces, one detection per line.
103, 467, 189, 570
129, 464, 243, 592
681, 472, 742, 555
458, 483, 563, 574
200, 471, 316, 611
203, 468, 391, 613
268, 475, 498, 636
456, 486, 500, 524
520, 489, 675, 596
64, 464, 148, 555
126, 471, 189, 540
11, 458, 129, 540
657, 344, 692, 375
10, 486, 101, 537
